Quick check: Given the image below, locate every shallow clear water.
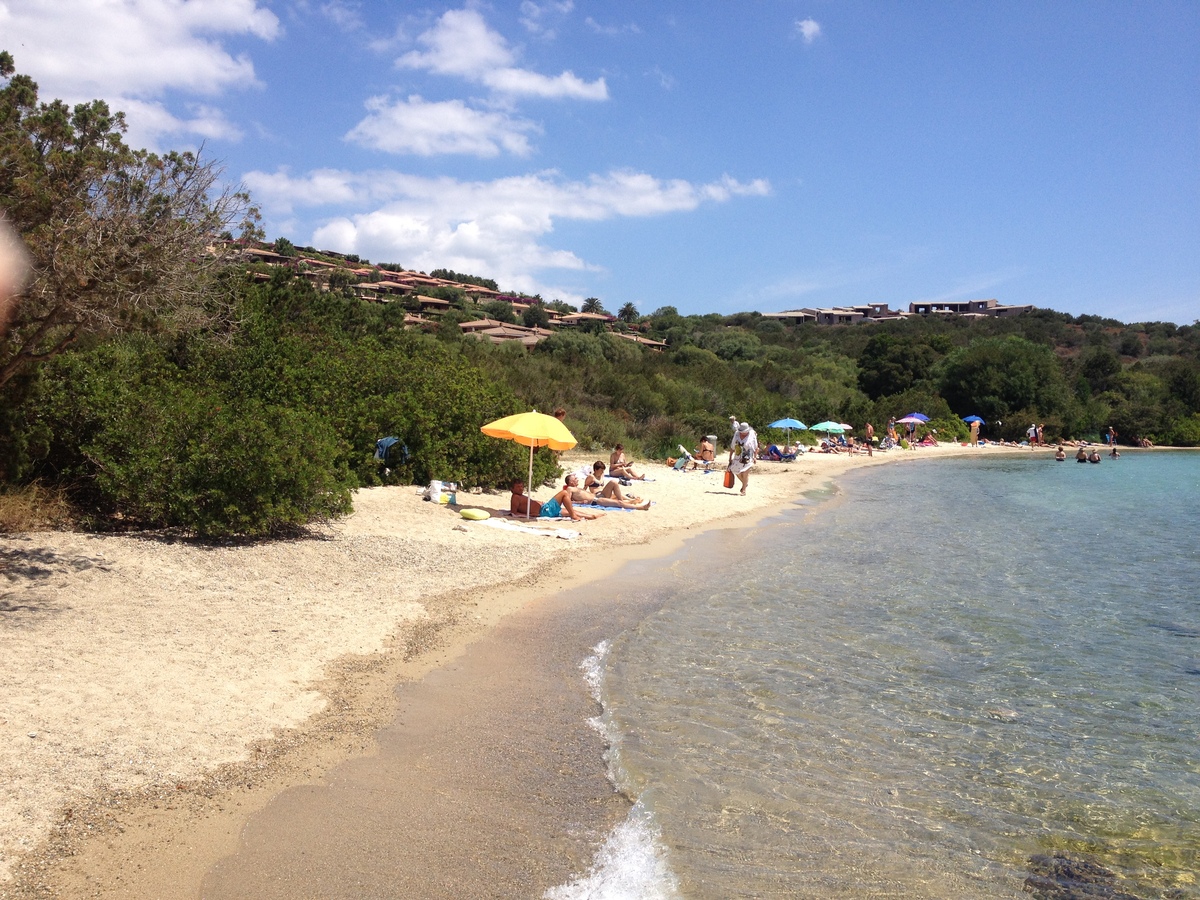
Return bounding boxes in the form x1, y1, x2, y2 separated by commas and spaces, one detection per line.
549, 452, 1200, 899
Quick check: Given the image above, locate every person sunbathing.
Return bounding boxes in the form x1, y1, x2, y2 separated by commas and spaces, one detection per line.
608, 444, 649, 481
572, 471, 651, 510
691, 436, 717, 469
542, 477, 605, 520
510, 479, 542, 517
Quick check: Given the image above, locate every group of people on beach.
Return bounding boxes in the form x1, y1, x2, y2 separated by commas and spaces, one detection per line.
510, 453, 655, 522
505, 408, 1141, 526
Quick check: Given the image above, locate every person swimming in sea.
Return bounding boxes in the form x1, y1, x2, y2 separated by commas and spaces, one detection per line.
1088, 449, 1102, 464
1055, 445, 1066, 461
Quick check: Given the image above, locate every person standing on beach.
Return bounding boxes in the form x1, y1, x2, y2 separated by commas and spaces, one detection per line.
728, 421, 758, 495
969, 419, 980, 447
1107, 425, 1118, 446
864, 422, 875, 457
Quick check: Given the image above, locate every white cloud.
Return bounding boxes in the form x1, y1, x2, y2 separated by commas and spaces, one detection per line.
0, 0, 279, 146
116, 99, 246, 147
244, 167, 769, 293
519, 0, 573, 38
320, 0, 362, 31
585, 17, 641, 36
398, 7, 607, 100
796, 18, 821, 44
344, 95, 538, 157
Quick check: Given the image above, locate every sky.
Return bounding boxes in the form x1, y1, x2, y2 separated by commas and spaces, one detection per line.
3, 1, 1198, 324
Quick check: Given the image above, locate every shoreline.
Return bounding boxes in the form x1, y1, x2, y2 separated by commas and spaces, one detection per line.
0, 442, 1052, 897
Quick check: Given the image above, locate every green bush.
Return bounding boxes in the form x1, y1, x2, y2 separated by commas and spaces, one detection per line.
88, 390, 355, 536
1159, 413, 1200, 447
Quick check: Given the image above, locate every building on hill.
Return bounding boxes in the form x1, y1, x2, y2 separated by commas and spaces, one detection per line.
764, 298, 1033, 324
558, 311, 615, 327
762, 303, 908, 325
907, 298, 1033, 317
459, 319, 551, 347
613, 332, 668, 351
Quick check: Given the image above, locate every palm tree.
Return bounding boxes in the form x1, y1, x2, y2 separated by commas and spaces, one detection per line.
581, 297, 608, 315
617, 302, 639, 324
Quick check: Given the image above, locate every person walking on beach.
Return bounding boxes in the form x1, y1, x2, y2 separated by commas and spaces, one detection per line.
728, 421, 758, 495
1107, 425, 1118, 447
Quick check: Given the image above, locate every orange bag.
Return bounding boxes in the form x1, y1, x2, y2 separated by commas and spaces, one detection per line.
723, 469, 735, 489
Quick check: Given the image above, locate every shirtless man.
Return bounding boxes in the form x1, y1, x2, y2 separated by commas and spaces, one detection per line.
570, 471, 651, 510
512, 477, 604, 521
509, 479, 542, 517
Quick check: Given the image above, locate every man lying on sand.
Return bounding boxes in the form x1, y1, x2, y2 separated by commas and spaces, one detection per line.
509, 477, 606, 521
542, 478, 605, 521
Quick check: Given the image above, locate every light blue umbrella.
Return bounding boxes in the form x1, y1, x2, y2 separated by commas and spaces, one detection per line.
768, 417, 807, 430
768, 417, 808, 453
809, 421, 845, 434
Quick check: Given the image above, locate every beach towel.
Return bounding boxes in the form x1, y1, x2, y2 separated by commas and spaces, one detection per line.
575, 502, 652, 512
481, 518, 579, 539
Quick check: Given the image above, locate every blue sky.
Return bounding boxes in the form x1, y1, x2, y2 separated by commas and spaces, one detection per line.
4, 1, 1198, 324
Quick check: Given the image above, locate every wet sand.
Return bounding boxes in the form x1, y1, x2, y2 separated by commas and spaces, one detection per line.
201, 577, 661, 899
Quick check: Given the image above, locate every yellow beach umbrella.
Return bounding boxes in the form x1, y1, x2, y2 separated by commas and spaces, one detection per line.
481, 411, 577, 518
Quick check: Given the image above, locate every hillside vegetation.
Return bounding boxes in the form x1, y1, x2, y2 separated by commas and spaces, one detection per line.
2, 54, 1198, 536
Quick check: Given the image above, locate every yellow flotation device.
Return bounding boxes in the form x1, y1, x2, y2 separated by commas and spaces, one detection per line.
460, 508, 490, 521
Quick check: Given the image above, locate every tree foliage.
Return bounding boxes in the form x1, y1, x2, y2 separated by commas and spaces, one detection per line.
0, 52, 258, 389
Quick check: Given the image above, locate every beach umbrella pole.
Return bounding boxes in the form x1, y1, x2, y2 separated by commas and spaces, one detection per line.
527, 444, 534, 519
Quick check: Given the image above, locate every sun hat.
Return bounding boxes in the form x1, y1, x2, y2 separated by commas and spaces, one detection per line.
738, 422, 750, 433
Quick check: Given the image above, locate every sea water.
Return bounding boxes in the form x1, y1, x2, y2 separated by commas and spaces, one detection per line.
547, 452, 1200, 900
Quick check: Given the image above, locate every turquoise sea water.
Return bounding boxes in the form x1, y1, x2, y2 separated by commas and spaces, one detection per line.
548, 452, 1200, 899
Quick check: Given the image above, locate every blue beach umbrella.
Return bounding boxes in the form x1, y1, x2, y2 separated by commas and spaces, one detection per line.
962, 415, 986, 424
768, 417, 807, 449
768, 417, 807, 431
904, 412, 930, 422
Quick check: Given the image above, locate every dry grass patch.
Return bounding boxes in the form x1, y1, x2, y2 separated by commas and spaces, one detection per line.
0, 483, 72, 532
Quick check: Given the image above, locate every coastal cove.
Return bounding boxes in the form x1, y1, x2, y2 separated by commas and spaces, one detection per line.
2, 444, 1192, 898
0, 444, 911, 897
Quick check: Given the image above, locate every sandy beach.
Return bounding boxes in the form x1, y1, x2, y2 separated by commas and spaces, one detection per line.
1, 441, 1017, 898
